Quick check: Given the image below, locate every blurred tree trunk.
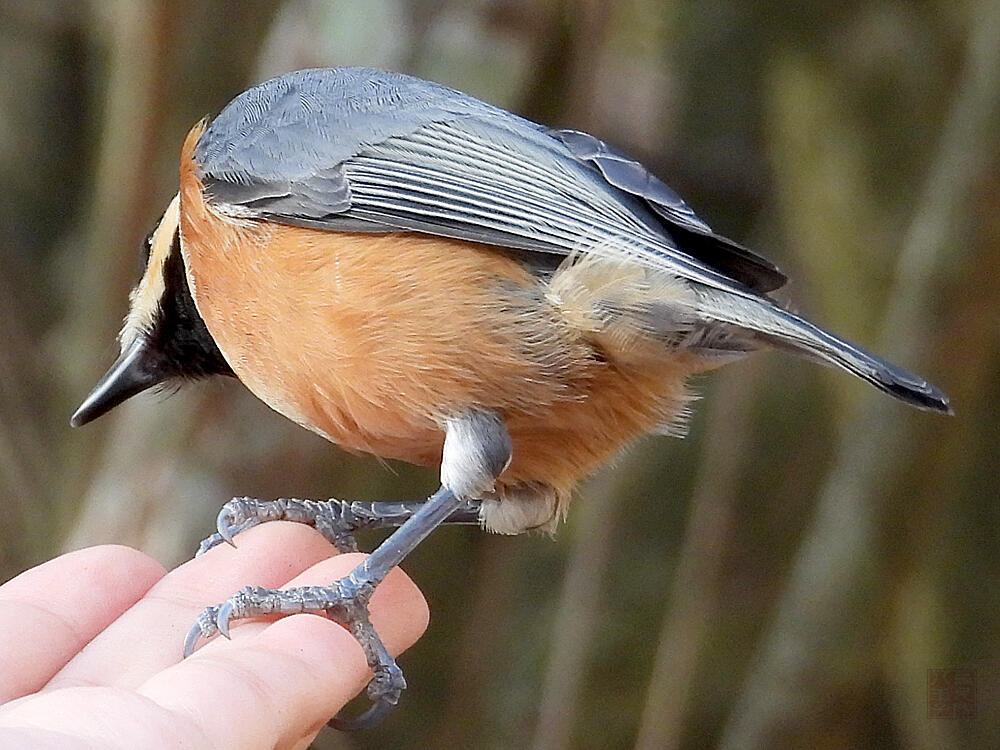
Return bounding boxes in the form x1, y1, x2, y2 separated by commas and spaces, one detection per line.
530, 458, 632, 750
634, 361, 761, 750
0, 1, 89, 571
720, 1, 1000, 746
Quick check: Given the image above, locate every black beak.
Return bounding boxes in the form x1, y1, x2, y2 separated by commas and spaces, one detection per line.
70, 338, 168, 427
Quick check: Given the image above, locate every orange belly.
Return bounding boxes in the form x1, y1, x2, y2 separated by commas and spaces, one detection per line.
177, 124, 711, 507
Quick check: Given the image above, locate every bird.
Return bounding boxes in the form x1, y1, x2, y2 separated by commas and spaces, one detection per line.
71, 66, 950, 729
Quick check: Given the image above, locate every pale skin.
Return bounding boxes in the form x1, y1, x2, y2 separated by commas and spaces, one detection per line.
0, 524, 429, 750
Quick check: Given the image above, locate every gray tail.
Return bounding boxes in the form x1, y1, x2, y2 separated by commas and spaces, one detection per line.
694, 289, 952, 414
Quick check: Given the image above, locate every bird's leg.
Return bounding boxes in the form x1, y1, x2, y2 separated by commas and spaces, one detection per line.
197, 496, 483, 555
184, 410, 512, 731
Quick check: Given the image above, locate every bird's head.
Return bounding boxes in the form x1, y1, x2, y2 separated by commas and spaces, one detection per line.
71, 194, 233, 427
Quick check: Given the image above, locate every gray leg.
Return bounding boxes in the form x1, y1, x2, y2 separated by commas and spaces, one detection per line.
184, 410, 511, 731
196, 497, 483, 556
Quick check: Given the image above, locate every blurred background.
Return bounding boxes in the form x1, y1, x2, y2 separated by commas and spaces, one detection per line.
1, 0, 998, 748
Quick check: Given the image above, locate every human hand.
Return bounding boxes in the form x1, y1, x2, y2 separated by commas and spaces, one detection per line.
0, 524, 429, 749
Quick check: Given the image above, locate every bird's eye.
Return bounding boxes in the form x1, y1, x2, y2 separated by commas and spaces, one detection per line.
136, 227, 157, 279
140, 227, 156, 266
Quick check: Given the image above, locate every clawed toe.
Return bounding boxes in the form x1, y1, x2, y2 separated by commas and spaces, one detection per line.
331, 661, 406, 730
182, 580, 407, 729
195, 497, 365, 556
330, 698, 397, 732
197, 497, 267, 555
186, 484, 478, 731
182, 584, 283, 655
184, 604, 221, 656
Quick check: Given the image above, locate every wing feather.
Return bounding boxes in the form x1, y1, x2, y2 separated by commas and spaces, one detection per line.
195, 68, 784, 295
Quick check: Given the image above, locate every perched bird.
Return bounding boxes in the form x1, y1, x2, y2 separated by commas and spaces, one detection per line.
71, 67, 950, 728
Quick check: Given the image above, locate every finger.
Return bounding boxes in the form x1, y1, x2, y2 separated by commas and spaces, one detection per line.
137, 554, 429, 750
0, 546, 165, 703
183, 551, 431, 659
47, 521, 337, 691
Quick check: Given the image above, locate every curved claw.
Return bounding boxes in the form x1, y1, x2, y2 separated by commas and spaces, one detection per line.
184, 606, 221, 656
216, 506, 238, 548
329, 697, 396, 731
216, 601, 235, 639
183, 621, 205, 657
197, 499, 266, 556
330, 658, 405, 731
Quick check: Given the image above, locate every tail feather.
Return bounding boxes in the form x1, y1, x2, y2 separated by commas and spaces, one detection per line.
693, 288, 952, 414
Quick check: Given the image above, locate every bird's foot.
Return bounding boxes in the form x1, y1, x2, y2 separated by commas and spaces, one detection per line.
186, 414, 510, 731
198, 496, 483, 556
184, 577, 405, 730
197, 497, 368, 555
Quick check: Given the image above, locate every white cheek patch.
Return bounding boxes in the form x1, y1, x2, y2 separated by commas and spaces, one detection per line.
120, 193, 180, 349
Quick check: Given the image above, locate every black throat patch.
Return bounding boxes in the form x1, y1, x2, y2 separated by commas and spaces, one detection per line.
148, 231, 235, 380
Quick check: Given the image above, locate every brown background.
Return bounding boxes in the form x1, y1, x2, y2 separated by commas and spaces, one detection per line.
1, 1, 997, 748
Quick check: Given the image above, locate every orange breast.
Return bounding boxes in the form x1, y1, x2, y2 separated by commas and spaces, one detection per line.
176, 124, 712, 499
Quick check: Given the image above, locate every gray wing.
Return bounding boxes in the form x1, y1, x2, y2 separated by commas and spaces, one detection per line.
195, 67, 784, 296
547, 129, 786, 292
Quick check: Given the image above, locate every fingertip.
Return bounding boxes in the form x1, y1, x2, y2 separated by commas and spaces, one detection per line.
256, 613, 372, 694
137, 550, 431, 746
2, 545, 166, 594
366, 563, 430, 655
85, 544, 169, 582
141, 613, 392, 749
